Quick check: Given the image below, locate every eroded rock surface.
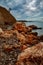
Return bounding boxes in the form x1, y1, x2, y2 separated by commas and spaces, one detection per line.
0, 7, 43, 65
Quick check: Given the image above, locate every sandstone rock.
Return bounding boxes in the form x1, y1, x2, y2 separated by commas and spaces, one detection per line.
26, 34, 39, 45
13, 22, 32, 33
13, 22, 27, 32
0, 6, 43, 65
17, 42, 43, 65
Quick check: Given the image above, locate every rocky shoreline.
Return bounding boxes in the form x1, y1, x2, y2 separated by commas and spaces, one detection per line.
0, 7, 43, 65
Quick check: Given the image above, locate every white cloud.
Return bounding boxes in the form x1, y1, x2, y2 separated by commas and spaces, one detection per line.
30, 7, 36, 11
26, 0, 37, 11
0, 0, 43, 20
32, 12, 41, 17
40, 1, 43, 8
6, 0, 25, 8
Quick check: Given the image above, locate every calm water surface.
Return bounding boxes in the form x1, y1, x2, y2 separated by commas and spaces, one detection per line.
25, 21, 43, 36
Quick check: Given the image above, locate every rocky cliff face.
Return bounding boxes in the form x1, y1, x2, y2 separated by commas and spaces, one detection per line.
0, 6, 16, 25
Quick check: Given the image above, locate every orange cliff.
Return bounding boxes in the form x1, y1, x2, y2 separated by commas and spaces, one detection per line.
0, 6, 16, 25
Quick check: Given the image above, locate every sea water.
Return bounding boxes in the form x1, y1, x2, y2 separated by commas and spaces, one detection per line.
25, 21, 43, 36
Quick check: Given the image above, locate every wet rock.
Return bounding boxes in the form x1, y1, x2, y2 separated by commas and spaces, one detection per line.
28, 25, 38, 29
28, 25, 42, 30
39, 35, 43, 42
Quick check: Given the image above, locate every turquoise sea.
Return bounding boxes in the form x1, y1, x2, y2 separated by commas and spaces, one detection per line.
25, 21, 43, 36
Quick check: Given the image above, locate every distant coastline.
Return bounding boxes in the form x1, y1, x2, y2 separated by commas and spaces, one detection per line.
18, 20, 43, 22
18, 20, 33, 22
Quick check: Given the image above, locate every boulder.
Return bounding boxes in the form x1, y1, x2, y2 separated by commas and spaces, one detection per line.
13, 22, 27, 32
26, 34, 39, 45
28, 25, 42, 30
39, 35, 43, 42
28, 25, 38, 29
17, 42, 43, 65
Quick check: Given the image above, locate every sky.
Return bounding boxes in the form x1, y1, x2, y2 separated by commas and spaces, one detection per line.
0, 0, 43, 21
